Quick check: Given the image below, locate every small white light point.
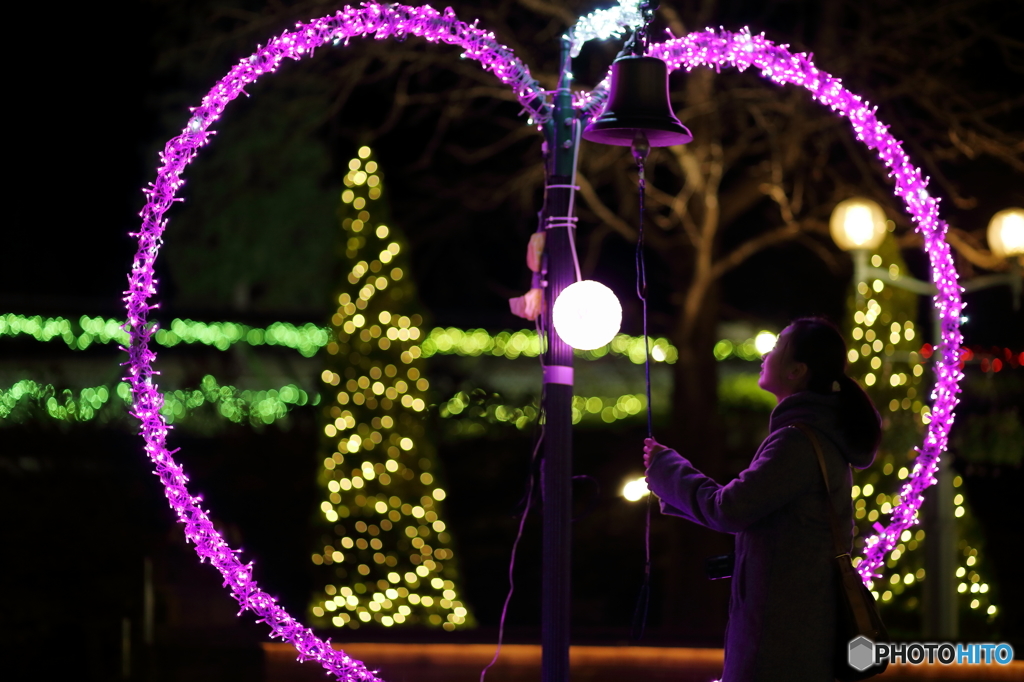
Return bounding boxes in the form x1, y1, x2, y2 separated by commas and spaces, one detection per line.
552, 280, 622, 350
622, 476, 649, 502
754, 330, 778, 355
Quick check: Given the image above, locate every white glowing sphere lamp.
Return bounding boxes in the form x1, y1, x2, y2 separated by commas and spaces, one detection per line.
622, 476, 649, 502
552, 280, 622, 350
754, 330, 778, 355
829, 197, 888, 252
987, 207, 1024, 259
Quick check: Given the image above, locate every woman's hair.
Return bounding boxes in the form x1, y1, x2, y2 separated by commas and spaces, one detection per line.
787, 317, 882, 455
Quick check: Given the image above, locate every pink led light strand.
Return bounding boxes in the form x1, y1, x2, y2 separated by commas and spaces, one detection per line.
125, 4, 550, 679
126, 9, 964, 668
642, 28, 963, 583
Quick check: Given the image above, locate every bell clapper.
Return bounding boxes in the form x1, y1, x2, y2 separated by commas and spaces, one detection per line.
632, 130, 650, 196
632, 130, 650, 166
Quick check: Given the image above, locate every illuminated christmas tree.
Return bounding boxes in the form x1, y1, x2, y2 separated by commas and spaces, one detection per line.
845, 232, 999, 629
308, 146, 471, 631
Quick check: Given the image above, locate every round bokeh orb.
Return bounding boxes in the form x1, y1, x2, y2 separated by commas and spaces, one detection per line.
552, 280, 622, 350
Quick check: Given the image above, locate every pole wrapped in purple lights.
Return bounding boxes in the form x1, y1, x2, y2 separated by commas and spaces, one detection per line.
125, 6, 962, 676
643, 28, 964, 583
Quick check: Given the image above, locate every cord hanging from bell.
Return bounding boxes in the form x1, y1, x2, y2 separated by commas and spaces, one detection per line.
578, 0, 694, 641
630, 129, 655, 642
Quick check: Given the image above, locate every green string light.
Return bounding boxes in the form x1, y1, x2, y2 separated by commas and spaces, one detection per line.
0, 377, 310, 427
0, 314, 328, 357
2, 313, 768, 364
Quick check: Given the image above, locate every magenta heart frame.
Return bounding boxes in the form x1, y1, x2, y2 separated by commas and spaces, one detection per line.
123, 4, 964, 679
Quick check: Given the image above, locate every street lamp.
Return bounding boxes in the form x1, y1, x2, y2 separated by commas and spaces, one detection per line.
830, 197, 1023, 639
987, 207, 1024, 261
830, 197, 888, 252
833, 197, 1022, 304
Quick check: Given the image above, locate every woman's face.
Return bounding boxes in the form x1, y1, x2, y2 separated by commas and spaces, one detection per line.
758, 326, 808, 400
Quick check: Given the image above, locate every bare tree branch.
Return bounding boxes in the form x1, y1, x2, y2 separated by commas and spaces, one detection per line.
445, 125, 541, 164
709, 222, 804, 281
581, 222, 614, 277
577, 172, 637, 241
658, 3, 688, 38
516, 0, 576, 27
794, 232, 845, 276
946, 229, 1010, 271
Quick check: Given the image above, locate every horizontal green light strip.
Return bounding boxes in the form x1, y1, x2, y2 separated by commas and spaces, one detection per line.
0, 313, 767, 362
0, 314, 328, 357
4, 370, 774, 431
437, 373, 775, 432
439, 390, 648, 428
0, 377, 312, 427
419, 328, 686, 363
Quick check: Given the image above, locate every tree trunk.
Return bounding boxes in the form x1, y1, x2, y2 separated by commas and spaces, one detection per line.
669, 279, 723, 477
657, 275, 732, 638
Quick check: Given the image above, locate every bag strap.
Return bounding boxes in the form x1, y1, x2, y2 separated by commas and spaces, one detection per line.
791, 423, 848, 560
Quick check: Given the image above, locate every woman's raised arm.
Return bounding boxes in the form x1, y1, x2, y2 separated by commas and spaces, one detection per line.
645, 427, 817, 533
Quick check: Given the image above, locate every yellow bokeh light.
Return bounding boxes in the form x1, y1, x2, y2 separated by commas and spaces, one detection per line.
313, 148, 468, 631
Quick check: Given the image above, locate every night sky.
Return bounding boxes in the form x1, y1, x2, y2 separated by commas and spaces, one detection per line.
7, 2, 159, 313
5, 1, 1021, 348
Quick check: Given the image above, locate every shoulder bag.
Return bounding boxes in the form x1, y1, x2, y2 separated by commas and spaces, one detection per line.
793, 423, 889, 681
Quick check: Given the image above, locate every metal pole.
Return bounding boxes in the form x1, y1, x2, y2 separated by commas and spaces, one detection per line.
853, 249, 869, 307
541, 38, 578, 682
923, 306, 958, 639
121, 616, 132, 680
143, 557, 155, 646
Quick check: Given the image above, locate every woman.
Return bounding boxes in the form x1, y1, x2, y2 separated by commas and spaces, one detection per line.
644, 317, 881, 682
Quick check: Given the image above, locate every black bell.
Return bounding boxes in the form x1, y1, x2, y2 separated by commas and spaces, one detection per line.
583, 56, 692, 147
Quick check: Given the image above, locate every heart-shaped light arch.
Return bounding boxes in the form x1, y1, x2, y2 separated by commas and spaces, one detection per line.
124, 4, 962, 678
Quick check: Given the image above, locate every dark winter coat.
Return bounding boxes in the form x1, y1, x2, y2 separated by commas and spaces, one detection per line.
646, 391, 876, 682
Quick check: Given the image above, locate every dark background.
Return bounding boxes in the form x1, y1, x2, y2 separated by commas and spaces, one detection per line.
2, 1, 1022, 680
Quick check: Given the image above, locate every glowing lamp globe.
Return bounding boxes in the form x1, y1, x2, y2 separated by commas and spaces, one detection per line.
622, 476, 649, 502
552, 280, 622, 350
987, 207, 1024, 259
754, 330, 778, 355
829, 197, 887, 251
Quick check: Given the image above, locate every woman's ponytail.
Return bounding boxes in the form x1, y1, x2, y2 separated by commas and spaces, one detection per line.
788, 317, 881, 458
836, 373, 882, 457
